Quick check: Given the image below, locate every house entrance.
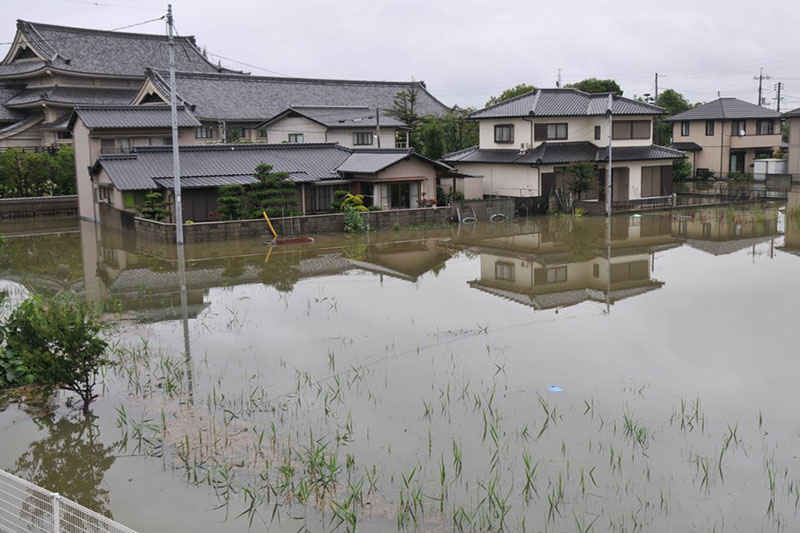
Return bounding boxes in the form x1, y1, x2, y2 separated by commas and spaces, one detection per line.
389, 183, 411, 209
730, 152, 745, 174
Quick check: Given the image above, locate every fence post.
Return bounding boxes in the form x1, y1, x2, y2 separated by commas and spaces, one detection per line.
53, 493, 61, 533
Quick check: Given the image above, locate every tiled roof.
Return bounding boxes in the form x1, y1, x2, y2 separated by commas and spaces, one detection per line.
95, 143, 353, 190
259, 106, 406, 129
337, 149, 451, 174
442, 142, 685, 165
0, 115, 41, 138
95, 143, 444, 191
0, 85, 25, 121
0, 20, 232, 78
470, 88, 663, 119
782, 107, 800, 118
665, 98, 781, 121
146, 69, 450, 122
0, 60, 49, 78
669, 142, 703, 151
5, 86, 138, 107
70, 104, 200, 130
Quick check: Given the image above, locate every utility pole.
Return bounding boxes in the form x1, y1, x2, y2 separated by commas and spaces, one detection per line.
654, 72, 659, 102
775, 82, 784, 112
167, 4, 183, 245
375, 103, 381, 148
754, 67, 771, 107
606, 93, 613, 216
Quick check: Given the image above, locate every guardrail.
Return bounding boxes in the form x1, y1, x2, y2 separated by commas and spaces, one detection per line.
0, 469, 138, 533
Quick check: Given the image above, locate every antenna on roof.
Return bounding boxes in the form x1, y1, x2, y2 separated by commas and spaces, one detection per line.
556, 68, 561, 88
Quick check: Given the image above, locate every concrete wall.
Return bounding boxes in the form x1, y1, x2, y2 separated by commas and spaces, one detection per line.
788, 117, 800, 175
0, 195, 78, 220
264, 115, 400, 148
133, 198, 515, 243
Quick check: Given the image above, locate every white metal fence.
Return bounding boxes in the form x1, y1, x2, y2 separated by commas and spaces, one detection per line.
0, 469, 138, 533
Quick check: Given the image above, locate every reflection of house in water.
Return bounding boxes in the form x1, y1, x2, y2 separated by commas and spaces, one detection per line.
779, 190, 800, 257
79, 222, 456, 321
349, 239, 451, 282
468, 215, 680, 310
672, 206, 782, 256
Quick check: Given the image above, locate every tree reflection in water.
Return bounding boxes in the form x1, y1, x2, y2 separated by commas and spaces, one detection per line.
11, 414, 118, 518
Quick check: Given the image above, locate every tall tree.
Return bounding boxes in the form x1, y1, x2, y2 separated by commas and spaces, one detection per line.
386, 86, 422, 148
567, 78, 623, 95
247, 163, 299, 218
486, 83, 536, 107
419, 120, 448, 160
655, 89, 692, 145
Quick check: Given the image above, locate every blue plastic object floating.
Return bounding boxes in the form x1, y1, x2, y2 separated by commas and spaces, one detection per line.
548, 385, 563, 392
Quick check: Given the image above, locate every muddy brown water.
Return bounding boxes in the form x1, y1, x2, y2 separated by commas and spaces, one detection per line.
1, 203, 800, 532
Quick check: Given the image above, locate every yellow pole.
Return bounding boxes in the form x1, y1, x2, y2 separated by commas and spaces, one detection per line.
262, 210, 278, 240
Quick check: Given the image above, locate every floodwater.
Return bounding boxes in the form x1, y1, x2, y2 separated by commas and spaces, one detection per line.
1, 201, 799, 532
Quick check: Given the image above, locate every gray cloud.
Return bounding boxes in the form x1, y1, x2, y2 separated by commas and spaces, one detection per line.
2, 0, 797, 110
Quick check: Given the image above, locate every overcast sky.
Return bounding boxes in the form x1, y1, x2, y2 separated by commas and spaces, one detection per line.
3, 0, 799, 111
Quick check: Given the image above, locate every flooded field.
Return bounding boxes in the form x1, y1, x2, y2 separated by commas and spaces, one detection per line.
1, 202, 800, 532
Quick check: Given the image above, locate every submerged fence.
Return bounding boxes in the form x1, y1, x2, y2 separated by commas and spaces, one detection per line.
0, 469, 137, 533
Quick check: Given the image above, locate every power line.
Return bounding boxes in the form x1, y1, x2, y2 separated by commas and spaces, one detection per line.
60, 0, 165, 11
203, 51, 288, 77
0, 16, 166, 45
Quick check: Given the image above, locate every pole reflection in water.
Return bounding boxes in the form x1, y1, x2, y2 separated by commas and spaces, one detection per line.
605, 215, 612, 315
176, 243, 194, 404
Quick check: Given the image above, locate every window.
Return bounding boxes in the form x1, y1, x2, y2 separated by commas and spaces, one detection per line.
755, 149, 774, 159
613, 120, 652, 140
545, 266, 567, 284
705, 120, 715, 136
756, 120, 775, 135
353, 132, 373, 146
680, 121, 690, 137
534, 123, 568, 141
494, 124, 514, 143
731, 120, 746, 136
495, 262, 515, 282
258, 129, 267, 138
227, 127, 249, 141
100, 138, 131, 154
594, 125, 601, 140
150, 137, 172, 146
288, 133, 304, 143
57, 131, 72, 140
195, 126, 214, 139
97, 186, 114, 205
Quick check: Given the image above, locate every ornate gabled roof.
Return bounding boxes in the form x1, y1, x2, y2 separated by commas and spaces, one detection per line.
0, 20, 236, 78
0, 85, 26, 121
139, 69, 450, 122
470, 88, 664, 119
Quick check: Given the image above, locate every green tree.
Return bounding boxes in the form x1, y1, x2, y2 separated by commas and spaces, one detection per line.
52, 145, 77, 195
3, 295, 111, 413
419, 120, 448, 160
567, 78, 623, 95
0, 149, 54, 197
247, 163, 299, 218
217, 184, 246, 220
566, 161, 597, 200
486, 83, 536, 107
386, 86, 423, 148
12, 415, 117, 517
673, 158, 692, 181
137, 191, 172, 221
655, 89, 692, 145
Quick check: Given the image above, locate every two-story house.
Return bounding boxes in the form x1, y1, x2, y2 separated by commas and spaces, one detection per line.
782, 106, 800, 175
666, 98, 782, 177
255, 106, 408, 149
442, 88, 684, 203
68, 105, 201, 222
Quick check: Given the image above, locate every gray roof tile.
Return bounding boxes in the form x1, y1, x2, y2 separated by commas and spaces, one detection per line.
669, 142, 703, 151
147, 70, 450, 122
70, 105, 200, 130
5, 86, 138, 107
470, 88, 663, 119
666, 98, 781, 121
0, 20, 231, 78
96, 143, 353, 190
259, 106, 406, 129
443, 142, 684, 165
0, 85, 25, 121
337, 149, 451, 173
